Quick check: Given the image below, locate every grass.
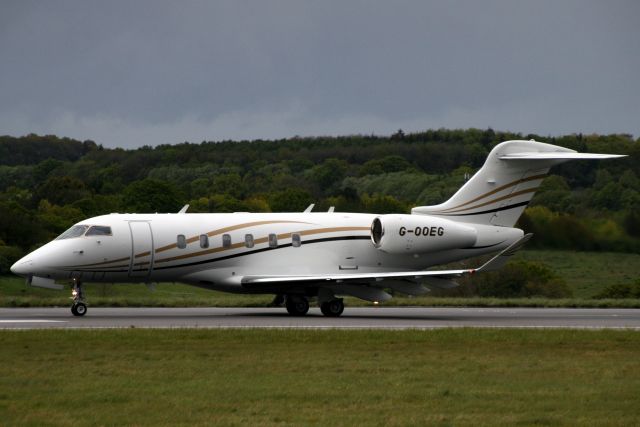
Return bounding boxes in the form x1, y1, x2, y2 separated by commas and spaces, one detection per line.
0, 328, 639, 426
1, 249, 639, 308
384, 296, 640, 308
515, 250, 640, 298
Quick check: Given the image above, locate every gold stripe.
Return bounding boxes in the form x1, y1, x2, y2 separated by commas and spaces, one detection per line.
135, 251, 151, 258
300, 226, 370, 236
98, 264, 131, 269
62, 256, 131, 268
74, 264, 131, 271
154, 226, 370, 264
153, 220, 311, 254
275, 226, 370, 240
443, 187, 539, 213
437, 174, 547, 213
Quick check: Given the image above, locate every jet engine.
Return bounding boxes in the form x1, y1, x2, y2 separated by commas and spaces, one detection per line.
370, 214, 477, 254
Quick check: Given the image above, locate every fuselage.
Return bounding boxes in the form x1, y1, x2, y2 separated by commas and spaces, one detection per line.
11, 212, 522, 293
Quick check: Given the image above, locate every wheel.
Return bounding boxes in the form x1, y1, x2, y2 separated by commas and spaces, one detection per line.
285, 296, 309, 316
320, 299, 344, 317
72, 302, 87, 317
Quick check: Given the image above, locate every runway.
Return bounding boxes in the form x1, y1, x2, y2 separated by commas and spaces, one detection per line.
1, 307, 640, 329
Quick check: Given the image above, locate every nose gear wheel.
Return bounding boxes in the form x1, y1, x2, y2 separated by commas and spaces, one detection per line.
70, 279, 87, 316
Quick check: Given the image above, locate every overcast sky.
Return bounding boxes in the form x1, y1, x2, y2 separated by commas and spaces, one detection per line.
1, 1, 638, 148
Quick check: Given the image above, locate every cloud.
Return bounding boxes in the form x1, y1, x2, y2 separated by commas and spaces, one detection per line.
1, 1, 639, 147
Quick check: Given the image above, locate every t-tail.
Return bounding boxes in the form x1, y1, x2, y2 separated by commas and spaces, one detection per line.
412, 140, 625, 227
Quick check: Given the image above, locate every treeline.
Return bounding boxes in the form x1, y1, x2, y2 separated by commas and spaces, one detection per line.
0, 130, 639, 273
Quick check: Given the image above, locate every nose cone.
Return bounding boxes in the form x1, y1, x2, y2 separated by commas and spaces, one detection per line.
10, 257, 33, 277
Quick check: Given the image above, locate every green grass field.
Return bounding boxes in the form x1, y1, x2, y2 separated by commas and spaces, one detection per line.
1, 250, 639, 308
515, 250, 640, 298
1, 329, 639, 426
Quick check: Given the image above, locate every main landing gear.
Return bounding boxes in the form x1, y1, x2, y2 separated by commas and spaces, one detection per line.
285, 295, 310, 316
284, 294, 345, 317
70, 279, 87, 317
320, 298, 344, 317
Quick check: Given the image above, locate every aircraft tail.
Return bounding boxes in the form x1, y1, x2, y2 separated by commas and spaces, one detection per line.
411, 140, 625, 227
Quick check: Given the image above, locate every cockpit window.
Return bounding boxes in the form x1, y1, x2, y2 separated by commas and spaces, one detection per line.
55, 225, 90, 240
86, 226, 112, 236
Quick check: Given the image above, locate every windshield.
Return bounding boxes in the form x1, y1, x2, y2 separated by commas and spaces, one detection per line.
86, 226, 112, 236
55, 225, 89, 240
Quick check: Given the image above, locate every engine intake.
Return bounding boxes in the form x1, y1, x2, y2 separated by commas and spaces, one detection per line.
371, 214, 477, 254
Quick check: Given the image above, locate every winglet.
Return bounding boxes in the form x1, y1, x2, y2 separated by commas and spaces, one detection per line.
474, 233, 533, 273
178, 204, 189, 214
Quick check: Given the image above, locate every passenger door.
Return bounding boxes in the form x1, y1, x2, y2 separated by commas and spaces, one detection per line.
128, 221, 154, 278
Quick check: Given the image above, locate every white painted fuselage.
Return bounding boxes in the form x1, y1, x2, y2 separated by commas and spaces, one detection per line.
11, 212, 521, 293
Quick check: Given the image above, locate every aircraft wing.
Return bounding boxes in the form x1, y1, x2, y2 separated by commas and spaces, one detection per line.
242, 268, 467, 285
242, 233, 532, 287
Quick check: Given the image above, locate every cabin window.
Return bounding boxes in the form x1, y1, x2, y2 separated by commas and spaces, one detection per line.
268, 233, 277, 248
56, 225, 89, 240
245, 234, 254, 248
222, 234, 231, 248
292, 233, 301, 247
86, 226, 112, 236
177, 234, 186, 249
199, 234, 209, 248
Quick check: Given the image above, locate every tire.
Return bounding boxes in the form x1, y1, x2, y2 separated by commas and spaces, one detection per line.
320, 299, 344, 317
73, 302, 87, 317
285, 296, 309, 316
71, 304, 77, 316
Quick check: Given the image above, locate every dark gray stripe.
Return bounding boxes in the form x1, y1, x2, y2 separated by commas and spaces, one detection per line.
432, 201, 530, 217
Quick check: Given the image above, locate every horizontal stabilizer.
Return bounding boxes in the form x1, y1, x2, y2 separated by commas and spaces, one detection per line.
500, 152, 626, 160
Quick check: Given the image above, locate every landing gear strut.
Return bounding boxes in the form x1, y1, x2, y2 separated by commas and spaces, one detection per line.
70, 279, 87, 317
320, 298, 344, 317
270, 294, 285, 307
285, 295, 309, 316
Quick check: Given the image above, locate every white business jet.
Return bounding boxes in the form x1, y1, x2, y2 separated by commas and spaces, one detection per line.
11, 140, 624, 317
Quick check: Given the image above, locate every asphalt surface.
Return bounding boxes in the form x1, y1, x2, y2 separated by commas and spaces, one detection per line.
1, 307, 639, 329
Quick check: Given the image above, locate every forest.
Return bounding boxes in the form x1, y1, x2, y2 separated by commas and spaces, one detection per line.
1, 129, 639, 276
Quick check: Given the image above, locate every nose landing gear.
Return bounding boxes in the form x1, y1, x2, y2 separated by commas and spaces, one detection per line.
70, 279, 87, 316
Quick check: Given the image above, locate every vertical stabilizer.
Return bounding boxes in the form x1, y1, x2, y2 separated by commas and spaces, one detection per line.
411, 140, 625, 227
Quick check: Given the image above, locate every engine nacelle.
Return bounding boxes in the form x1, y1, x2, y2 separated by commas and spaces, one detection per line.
370, 214, 477, 254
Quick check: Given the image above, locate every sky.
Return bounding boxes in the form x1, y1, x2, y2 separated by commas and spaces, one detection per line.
1, 1, 639, 148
